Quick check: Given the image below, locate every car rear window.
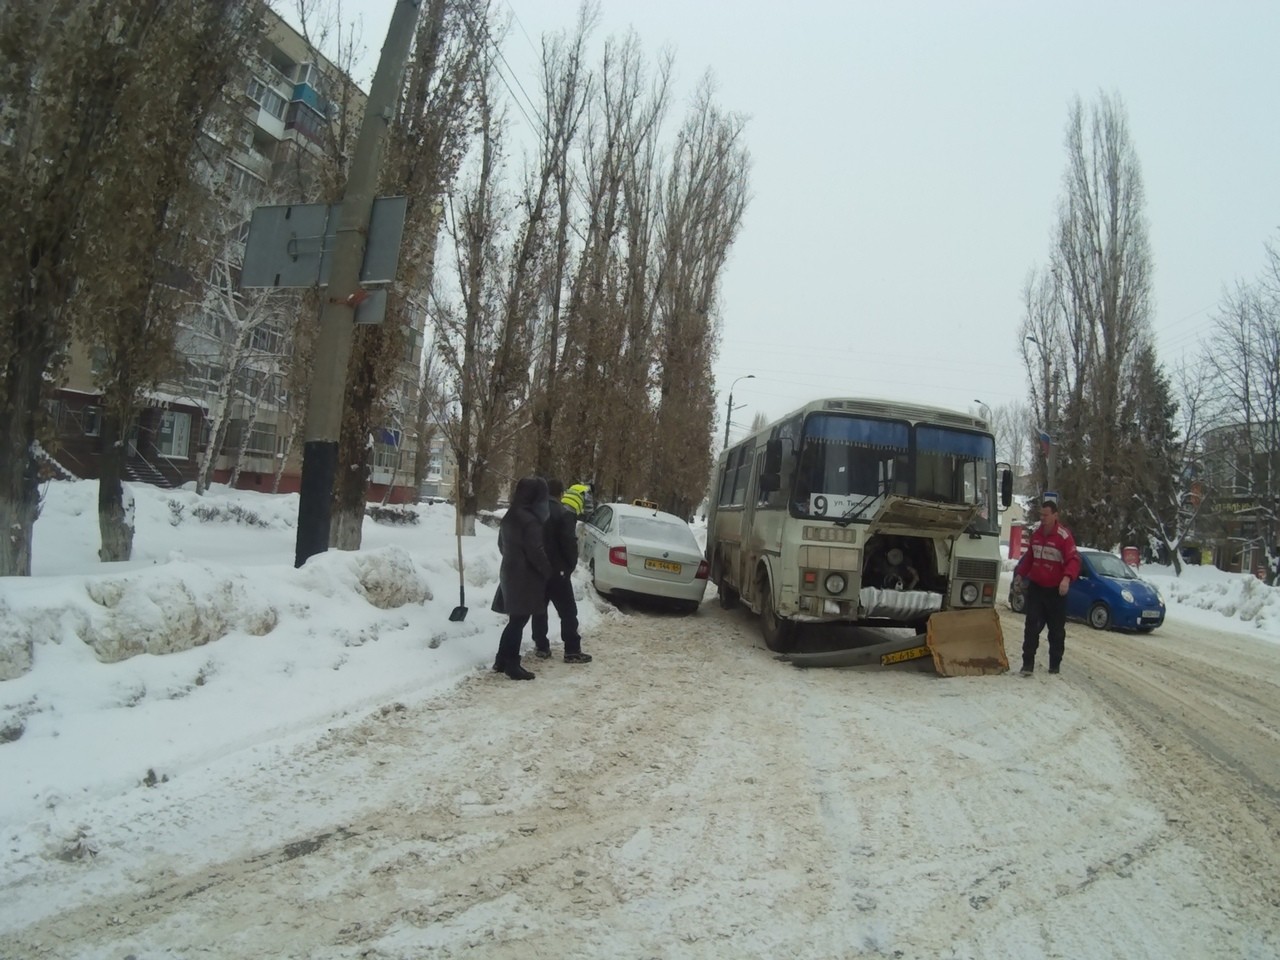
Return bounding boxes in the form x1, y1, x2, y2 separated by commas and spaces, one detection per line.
619, 516, 699, 551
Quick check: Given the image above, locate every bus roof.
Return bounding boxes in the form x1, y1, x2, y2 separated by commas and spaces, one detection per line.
721, 396, 986, 457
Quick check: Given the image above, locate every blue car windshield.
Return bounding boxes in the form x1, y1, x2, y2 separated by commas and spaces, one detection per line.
1088, 553, 1138, 579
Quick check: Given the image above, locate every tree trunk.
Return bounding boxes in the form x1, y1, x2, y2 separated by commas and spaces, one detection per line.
96, 413, 135, 562
272, 426, 296, 494
330, 507, 364, 548
196, 379, 234, 494
0, 348, 44, 576
228, 403, 260, 490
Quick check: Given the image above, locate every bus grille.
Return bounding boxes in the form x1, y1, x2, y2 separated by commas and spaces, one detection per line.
955, 558, 999, 581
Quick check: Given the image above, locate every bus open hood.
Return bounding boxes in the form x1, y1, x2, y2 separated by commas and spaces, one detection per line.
866, 495, 981, 536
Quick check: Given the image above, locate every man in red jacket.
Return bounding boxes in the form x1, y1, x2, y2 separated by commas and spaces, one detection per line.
1012, 493, 1080, 676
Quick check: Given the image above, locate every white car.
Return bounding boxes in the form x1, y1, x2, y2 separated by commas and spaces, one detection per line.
578, 502, 709, 613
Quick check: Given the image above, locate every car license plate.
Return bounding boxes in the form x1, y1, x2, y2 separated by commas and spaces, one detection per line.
644, 558, 682, 574
1142, 609, 1160, 618
881, 645, 930, 665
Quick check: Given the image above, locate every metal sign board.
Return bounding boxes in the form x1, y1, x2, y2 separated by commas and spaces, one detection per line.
353, 287, 389, 326
319, 195, 407, 287
240, 202, 330, 288
240, 196, 408, 289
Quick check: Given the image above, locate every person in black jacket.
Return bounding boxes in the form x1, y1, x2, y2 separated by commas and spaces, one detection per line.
493, 476, 553, 680
532, 478, 592, 664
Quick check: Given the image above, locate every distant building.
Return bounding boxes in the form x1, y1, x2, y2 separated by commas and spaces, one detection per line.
45, 4, 424, 504
417, 432, 459, 501
1198, 422, 1279, 575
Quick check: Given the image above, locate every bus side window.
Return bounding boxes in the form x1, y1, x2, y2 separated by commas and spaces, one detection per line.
730, 447, 751, 505
756, 448, 788, 509
717, 454, 735, 506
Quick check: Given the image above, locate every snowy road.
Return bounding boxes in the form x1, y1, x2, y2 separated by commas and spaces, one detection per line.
4, 594, 1278, 959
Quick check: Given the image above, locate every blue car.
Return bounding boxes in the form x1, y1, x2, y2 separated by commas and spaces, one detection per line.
1009, 549, 1166, 632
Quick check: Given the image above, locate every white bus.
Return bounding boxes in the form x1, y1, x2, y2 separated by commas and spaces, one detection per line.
707, 397, 1011, 657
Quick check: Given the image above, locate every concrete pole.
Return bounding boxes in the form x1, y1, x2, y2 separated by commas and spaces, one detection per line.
1045, 355, 1056, 493
295, 0, 421, 568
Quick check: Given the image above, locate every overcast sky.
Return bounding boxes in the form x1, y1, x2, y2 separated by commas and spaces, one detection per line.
327, 0, 1280, 438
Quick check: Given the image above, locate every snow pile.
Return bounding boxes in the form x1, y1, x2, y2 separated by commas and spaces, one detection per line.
1156, 566, 1280, 630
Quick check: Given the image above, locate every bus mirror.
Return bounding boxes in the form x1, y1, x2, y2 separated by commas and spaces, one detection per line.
759, 472, 780, 494
763, 438, 782, 474
1000, 469, 1013, 508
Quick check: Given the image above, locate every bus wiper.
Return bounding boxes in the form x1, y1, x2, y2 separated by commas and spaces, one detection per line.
833, 493, 878, 527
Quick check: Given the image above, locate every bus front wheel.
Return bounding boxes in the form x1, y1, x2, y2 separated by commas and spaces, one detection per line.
758, 573, 798, 653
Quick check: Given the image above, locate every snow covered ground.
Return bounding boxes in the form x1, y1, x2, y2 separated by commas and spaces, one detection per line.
1, 481, 1277, 957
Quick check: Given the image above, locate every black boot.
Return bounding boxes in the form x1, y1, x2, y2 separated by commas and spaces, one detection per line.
503, 661, 535, 680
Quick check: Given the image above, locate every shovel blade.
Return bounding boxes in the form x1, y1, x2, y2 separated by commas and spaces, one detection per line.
448, 606, 468, 622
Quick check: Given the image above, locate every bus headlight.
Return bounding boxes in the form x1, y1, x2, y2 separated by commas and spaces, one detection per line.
960, 582, 979, 605
824, 572, 847, 595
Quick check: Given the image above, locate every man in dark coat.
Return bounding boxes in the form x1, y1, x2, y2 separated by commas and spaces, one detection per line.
493, 476, 552, 680
532, 478, 592, 663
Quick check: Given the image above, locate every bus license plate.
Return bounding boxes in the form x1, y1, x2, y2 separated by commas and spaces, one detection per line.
645, 559, 682, 574
882, 645, 930, 665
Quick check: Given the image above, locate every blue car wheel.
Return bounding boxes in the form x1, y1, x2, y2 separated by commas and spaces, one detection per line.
1088, 602, 1111, 630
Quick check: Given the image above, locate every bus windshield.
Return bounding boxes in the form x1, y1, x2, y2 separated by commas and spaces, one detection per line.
790, 414, 998, 534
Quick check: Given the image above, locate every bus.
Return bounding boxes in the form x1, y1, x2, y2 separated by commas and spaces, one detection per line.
707, 396, 1012, 657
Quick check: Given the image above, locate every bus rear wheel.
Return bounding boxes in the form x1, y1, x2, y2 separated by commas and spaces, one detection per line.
758, 573, 798, 653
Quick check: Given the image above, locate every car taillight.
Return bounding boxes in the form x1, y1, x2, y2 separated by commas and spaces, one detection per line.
609, 546, 627, 566
696, 559, 709, 579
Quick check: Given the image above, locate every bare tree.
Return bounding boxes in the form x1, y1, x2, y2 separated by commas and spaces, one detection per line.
1024, 93, 1155, 547
647, 78, 750, 517
1199, 245, 1280, 577
556, 34, 671, 495
0, 0, 252, 573
1122, 356, 1211, 574
433, 60, 530, 530
991, 400, 1032, 480
189, 207, 298, 495
327, 0, 483, 548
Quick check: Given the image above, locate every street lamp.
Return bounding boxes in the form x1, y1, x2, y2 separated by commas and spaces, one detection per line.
973, 398, 991, 424
724, 374, 756, 447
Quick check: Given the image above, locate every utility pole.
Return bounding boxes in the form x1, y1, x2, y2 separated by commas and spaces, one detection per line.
294, 0, 421, 569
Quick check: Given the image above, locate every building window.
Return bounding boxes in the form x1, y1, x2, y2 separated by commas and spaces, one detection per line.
225, 161, 265, 199
84, 406, 102, 437
157, 411, 191, 459
260, 88, 287, 120
249, 323, 284, 355
284, 100, 326, 144
247, 423, 276, 456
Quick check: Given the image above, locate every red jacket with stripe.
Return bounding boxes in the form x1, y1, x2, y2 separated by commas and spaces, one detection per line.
1014, 521, 1081, 588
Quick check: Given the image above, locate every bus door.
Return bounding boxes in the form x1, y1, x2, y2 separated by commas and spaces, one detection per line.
739, 444, 766, 592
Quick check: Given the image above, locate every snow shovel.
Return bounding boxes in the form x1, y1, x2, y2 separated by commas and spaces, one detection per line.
449, 504, 468, 621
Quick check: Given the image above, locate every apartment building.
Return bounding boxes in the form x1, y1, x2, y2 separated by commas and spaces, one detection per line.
49, 4, 427, 505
